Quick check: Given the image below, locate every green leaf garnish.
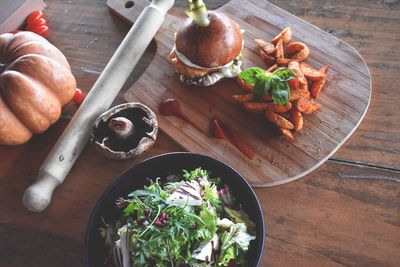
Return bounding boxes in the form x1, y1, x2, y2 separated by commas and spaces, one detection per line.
272, 68, 296, 81
270, 82, 290, 106
183, 167, 209, 181
238, 67, 266, 86
253, 78, 272, 100
239, 66, 296, 106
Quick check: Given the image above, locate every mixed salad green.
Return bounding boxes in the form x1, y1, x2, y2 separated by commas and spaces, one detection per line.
100, 167, 256, 267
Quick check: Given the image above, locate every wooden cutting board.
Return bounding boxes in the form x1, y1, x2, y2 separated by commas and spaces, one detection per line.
107, 0, 371, 187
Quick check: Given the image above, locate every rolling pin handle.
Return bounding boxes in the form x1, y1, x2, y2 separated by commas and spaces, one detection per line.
23, 171, 60, 212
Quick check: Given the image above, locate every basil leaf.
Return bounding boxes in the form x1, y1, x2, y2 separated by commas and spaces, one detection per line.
255, 71, 268, 81
253, 80, 266, 100
270, 74, 282, 83
271, 82, 290, 106
239, 67, 266, 86
272, 68, 296, 82
253, 76, 273, 100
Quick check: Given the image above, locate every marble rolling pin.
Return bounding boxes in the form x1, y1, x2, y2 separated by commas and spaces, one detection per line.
23, 0, 175, 212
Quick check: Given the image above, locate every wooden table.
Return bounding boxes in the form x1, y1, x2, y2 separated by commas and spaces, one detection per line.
0, 0, 399, 266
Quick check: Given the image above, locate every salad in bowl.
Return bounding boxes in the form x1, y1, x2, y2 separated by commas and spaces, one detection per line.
85, 153, 264, 267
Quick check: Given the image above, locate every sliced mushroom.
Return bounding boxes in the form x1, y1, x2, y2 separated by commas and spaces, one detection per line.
91, 102, 158, 160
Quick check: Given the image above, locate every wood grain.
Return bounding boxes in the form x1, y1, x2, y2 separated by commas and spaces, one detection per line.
267, 0, 400, 172
0, 0, 399, 266
110, 0, 372, 186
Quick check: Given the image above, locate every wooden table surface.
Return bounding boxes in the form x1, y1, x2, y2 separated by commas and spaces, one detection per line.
0, 0, 399, 266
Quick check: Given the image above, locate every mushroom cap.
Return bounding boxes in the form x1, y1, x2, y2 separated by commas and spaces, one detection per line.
91, 102, 158, 160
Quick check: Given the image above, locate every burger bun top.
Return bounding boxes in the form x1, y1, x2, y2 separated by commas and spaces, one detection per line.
175, 11, 243, 68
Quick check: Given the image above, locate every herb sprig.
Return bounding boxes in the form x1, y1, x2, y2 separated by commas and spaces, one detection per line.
239, 67, 296, 106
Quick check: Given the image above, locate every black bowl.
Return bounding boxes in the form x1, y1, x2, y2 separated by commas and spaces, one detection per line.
85, 152, 265, 266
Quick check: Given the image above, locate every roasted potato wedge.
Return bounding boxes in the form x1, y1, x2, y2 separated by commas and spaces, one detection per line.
300, 62, 329, 81
235, 76, 253, 92
291, 107, 304, 131
244, 102, 292, 113
275, 39, 285, 59
272, 27, 292, 45
232, 93, 272, 103
288, 77, 299, 91
266, 63, 279, 72
264, 110, 294, 130
259, 48, 276, 65
255, 39, 275, 55
296, 97, 321, 114
276, 58, 292, 66
279, 128, 294, 142
290, 89, 310, 101
288, 61, 307, 85
286, 42, 310, 61
310, 74, 328, 99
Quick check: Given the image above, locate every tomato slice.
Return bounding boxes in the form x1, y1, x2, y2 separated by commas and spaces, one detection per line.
26, 10, 44, 25
32, 25, 49, 37
27, 18, 47, 31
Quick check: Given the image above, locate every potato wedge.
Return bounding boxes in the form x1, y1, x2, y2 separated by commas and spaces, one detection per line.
235, 76, 253, 92
286, 42, 310, 61
259, 48, 276, 66
320, 65, 330, 75
244, 102, 292, 113
296, 97, 321, 114
300, 62, 329, 81
232, 93, 272, 103
290, 89, 310, 101
279, 128, 294, 142
288, 61, 307, 85
264, 110, 294, 130
266, 63, 279, 72
275, 39, 284, 59
299, 80, 309, 92
288, 77, 299, 91
277, 58, 292, 66
272, 27, 292, 45
255, 39, 275, 55
291, 108, 304, 131
310, 74, 328, 99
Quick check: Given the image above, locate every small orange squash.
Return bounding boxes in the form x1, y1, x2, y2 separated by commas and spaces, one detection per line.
0, 31, 76, 145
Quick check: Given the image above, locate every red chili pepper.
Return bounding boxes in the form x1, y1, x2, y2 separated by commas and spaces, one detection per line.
31, 25, 49, 37
73, 88, 85, 104
26, 11, 44, 25
27, 18, 47, 31
26, 10, 49, 37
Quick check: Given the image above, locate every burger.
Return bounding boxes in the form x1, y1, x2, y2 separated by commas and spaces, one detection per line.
169, 1, 243, 86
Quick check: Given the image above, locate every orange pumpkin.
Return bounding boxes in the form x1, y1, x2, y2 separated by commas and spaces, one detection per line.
0, 31, 76, 145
